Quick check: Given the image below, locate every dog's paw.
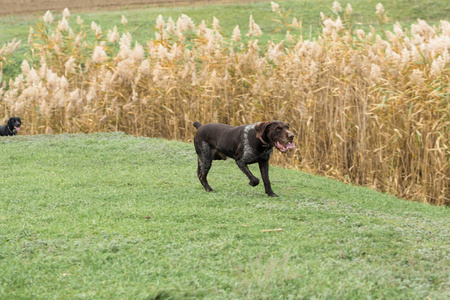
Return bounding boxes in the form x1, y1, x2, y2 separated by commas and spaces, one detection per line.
249, 178, 260, 187
267, 192, 279, 197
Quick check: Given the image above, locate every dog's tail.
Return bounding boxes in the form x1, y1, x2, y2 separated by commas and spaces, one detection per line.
193, 121, 202, 129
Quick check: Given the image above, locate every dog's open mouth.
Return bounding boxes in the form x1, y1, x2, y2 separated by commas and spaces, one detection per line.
14, 126, 20, 131
274, 141, 295, 153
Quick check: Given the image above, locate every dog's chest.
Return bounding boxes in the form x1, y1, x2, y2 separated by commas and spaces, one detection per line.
242, 147, 273, 164
241, 124, 273, 163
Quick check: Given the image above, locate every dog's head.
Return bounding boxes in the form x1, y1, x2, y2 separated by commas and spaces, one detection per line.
7, 117, 21, 133
255, 121, 295, 153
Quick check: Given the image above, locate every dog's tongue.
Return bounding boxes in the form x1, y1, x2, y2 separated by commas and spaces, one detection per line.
15, 127, 20, 131
275, 141, 295, 152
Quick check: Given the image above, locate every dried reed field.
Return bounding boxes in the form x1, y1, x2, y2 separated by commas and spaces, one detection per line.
0, 2, 448, 205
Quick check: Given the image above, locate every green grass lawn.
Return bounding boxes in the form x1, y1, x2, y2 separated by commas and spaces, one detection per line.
0, 133, 448, 299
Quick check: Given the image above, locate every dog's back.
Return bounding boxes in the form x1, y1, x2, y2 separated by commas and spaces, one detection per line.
193, 122, 245, 152
0, 124, 7, 136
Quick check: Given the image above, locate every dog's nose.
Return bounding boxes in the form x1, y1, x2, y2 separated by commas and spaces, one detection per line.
288, 132, 294, 141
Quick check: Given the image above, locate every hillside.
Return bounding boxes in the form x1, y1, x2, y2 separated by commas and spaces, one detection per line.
1, 133, 448, 298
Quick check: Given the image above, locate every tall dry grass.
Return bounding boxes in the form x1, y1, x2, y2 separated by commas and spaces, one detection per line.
1, 3, 448, 205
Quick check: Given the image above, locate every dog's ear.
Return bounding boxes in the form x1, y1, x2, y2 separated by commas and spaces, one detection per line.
255, 121, 274, 139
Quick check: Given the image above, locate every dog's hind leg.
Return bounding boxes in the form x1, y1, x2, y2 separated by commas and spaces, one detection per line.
196, 142, 214, 192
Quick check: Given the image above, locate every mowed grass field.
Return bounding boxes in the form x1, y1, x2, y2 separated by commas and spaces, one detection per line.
1, 133, 449, 298
1, 0, 449, 43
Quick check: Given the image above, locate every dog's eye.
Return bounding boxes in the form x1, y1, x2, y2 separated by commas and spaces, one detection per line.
276, 127, 282, 131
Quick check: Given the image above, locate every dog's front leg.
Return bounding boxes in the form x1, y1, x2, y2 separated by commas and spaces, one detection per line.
258, 160, 278, 197
236, 160, 260, 187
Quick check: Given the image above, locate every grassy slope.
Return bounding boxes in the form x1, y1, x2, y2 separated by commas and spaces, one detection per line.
0, 133, 448, 299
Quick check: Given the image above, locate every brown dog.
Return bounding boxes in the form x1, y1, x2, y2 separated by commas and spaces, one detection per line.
193, 121, 295, 196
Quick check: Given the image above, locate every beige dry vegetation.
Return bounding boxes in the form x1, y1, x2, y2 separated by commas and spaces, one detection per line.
0, 3, 448, 205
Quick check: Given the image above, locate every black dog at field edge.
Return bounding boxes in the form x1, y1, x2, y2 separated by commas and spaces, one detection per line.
0, 117, 21, 136
193, 121, 295, 197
